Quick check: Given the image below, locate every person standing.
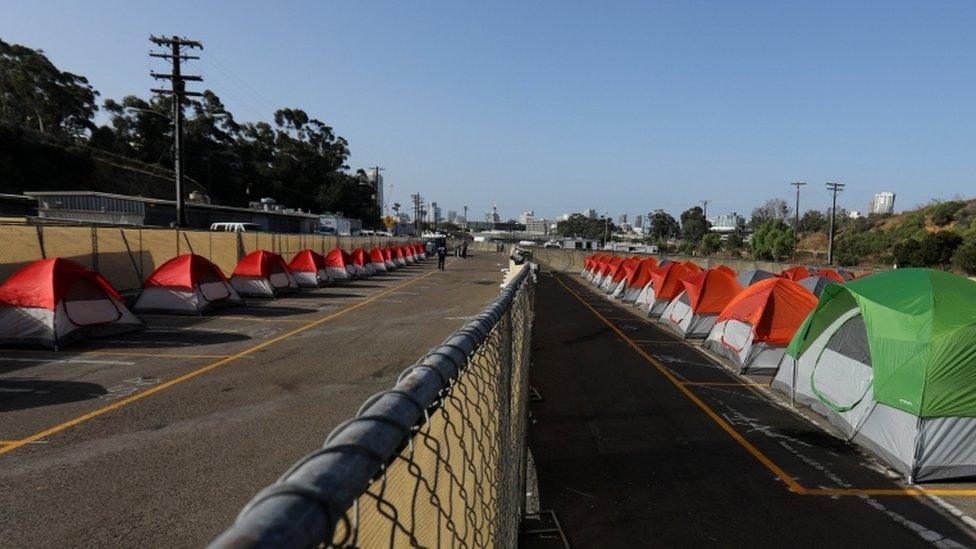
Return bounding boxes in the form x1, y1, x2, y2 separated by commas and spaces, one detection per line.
460, 240, 468, 258
436, 243, 447, 270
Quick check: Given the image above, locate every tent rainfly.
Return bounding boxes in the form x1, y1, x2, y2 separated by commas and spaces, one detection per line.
612, 257, 658, 301
368, 248, 388, 273
779, 266, 811, 281
134, 254, 243, 314
288, 249, 331, 287
600, 257, 640, 293
816, 268, 855, 283
704, 277, 817, 373
325, 249, 357, 281
402, 246, 416, 264
592, 256, 624, 287
582, 254, 605, 281
351, 248, 375, 275
661, 267, 743, 338
0, 258, 144, 348
382, 247, 397, 270
635, 261, 702, 317
773, 269, 976, 482
231, 250, 299, 297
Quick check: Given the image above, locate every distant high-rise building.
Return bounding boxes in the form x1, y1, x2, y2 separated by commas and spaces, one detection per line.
583, 208, 597, 219
870, 192, 896, 215
427, 202, 441, 223
486, 203, 501, 224
634, 214, 643, 229
447, 210, 458, 223
363, 168, 384, 215
518, 211, 535, 225
618, 213, 627, 225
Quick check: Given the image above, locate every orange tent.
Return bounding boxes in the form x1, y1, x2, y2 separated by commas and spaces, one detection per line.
661, 268, 744, 338
593, 256, 624, 286
815, 268, 854, 283
615, 258, 659, 302
600, 256, 642, 292
636, 261, 702, 317
705, 278, 818, 373
779, 266, 811, 281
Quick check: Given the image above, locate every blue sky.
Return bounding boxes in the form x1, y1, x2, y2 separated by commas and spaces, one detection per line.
2, 1, 974, 221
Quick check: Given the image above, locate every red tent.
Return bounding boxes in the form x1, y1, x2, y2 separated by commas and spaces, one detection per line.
715, 264, 736, 277
636, 261, 702, 316
325, 248, 356, 280
134, 254, 242, 313
350, 248, 374, 276
0, 258, 144, 348
368, 247, 388, 272
231, 250, 298, 297
705, 278, 818, 373
593, 256, 624, 286
382, 247, 397, 270
393, 246, 408, 267
288, 249, 330, 287
600, 257, 641, 292
815, 268, 854, 283
779, 266, 811, 281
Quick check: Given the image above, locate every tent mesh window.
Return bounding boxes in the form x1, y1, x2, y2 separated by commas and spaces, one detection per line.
825, 315, 872, 367
63, 278, 122, 326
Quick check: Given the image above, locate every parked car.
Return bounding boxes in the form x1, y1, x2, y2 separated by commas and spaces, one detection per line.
210, 222, 264, 233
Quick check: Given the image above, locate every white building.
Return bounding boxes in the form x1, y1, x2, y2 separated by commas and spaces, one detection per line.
618, 213, 627, 225
518, 211, 535, 225
447, 210, 458, 223
634, 214, 643, 230
583, 208, 598, 219
427, 202, 441, 224
870, 192, 896, 215
486, 203, 501, 224
710, 212, 744, 234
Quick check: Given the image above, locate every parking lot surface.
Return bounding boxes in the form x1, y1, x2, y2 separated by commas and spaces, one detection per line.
0, 253, 506, 547
524, 271, 976, 548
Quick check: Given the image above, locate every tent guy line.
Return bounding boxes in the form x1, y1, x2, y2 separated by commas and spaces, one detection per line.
555, 272, 976, 498
0, 261, 450, 457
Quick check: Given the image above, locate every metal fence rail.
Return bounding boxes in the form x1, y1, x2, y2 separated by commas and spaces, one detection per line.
210, 265, 536, 548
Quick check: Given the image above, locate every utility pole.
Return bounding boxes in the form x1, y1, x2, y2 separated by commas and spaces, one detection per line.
826, 182, 845, 265
790, 181, 806, 232
463, 205, 468, 231
149, 35, 203, 228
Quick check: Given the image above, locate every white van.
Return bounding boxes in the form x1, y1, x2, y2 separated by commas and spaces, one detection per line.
210, 222, 264, 233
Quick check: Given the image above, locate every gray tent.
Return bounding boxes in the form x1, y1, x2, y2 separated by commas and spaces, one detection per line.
799, 276, 834, 296
736, 269, 775, 288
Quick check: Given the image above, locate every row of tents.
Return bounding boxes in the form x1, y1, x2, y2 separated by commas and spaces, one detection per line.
581, 253, 976, 483
0, 244, 428, 350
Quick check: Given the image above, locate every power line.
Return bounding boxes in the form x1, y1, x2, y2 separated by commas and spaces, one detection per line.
826, 181, 845, 265
149, 35, 204, 228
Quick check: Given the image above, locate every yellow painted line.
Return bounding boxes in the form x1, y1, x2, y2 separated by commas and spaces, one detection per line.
0, 265, 447, 458
87, 351, 234, 360
562, 274, 976, 497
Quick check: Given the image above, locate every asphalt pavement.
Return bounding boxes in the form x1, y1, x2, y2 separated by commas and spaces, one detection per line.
0, 252, 507, 548
523, 271, 976, 548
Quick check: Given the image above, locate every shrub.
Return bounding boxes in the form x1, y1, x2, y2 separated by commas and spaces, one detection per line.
952, 238, 976, 275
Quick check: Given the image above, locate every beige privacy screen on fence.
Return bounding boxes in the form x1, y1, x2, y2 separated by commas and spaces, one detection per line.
0, 225, 407, 291
334, 275, 534, 548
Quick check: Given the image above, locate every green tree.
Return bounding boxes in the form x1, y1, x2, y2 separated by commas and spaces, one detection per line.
700, 232, 721, 255
725, 232, 744, 252
952, 238, 976, 275
0, 39, 99, 137
751, 220, 794, 261
680, 206, 710, 243
893, 231, 963, 268
556, 213, 613, 240
750, 198, 791, 229
797, 209, 828, 233
648, 209, 680, 240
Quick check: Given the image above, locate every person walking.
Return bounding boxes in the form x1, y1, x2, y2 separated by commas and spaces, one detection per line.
436, 243, 447, 270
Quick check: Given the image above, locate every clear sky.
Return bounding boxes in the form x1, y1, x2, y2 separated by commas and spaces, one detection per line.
3, 1, 974, 221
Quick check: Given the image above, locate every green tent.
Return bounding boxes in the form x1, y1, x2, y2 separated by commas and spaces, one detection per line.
774, 268, 976, 482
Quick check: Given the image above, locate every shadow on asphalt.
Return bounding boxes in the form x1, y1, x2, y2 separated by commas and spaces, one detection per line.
0, 378, 107, 412
108, 329, 251, 347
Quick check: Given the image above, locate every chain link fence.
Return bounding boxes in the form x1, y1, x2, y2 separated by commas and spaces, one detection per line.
0, 223, 411, 292
210, 264, 536, 548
